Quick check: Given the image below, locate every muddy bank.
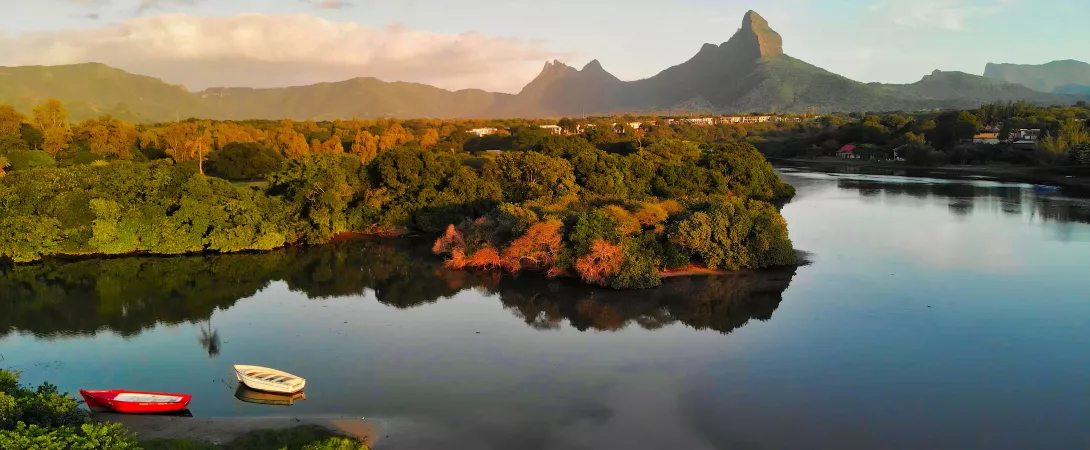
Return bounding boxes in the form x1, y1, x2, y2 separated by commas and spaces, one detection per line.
94, 414, 380, 447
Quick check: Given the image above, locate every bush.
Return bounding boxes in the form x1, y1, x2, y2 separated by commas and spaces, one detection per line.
0, 422, 139, 450
4, 149, 56, 171
0, 369, 138, 450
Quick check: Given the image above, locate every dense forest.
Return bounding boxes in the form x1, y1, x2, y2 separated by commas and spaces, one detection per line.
0, 99, 797, 289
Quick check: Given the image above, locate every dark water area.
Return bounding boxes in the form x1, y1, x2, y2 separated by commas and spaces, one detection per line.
2, 168, 1089, 449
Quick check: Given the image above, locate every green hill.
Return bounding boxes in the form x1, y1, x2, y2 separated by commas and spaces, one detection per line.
203, 77, 507, 120
984, 60, 1090, 93
0, 63, 218, 122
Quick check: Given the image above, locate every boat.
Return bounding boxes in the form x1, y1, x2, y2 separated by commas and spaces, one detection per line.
1034, 184, 1061, 193
234, 385, 306, 406
79, 389, 191, 414
233, 364, 306, 394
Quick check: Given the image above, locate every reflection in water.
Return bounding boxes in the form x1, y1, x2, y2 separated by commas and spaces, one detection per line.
0, 239, 797, 339
199, 320, 221, 358
234, 385, 306, 406
830, 177, 1090, 225
781, 166, 1090, 226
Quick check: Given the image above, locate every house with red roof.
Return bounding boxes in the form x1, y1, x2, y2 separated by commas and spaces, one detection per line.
837, 144, 859, 159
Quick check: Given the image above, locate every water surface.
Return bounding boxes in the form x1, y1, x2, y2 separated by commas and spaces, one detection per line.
2, 168, 1088, 449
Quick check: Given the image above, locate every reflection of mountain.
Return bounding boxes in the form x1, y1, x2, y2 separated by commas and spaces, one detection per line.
0, 239, 797, 339
832, 178, 1090, 225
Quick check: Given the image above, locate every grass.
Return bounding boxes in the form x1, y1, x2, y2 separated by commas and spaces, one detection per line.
140, 425, 367, 450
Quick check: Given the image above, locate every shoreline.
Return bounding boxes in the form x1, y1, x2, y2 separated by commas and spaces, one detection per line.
95, 414, 380, 448
771, 157, 1090, 191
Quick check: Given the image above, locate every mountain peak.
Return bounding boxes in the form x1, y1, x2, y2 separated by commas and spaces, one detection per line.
582, 59, 605, 72
731, 10, 783, 58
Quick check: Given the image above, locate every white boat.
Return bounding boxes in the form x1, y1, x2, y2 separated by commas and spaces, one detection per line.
233, 365, 306, 394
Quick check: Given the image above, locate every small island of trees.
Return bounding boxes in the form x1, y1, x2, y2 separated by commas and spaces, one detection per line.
0, 99, 798, 289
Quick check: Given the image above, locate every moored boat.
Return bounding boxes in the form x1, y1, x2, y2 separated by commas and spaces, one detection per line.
233, 364, 306, 394
79, 389, 191, 414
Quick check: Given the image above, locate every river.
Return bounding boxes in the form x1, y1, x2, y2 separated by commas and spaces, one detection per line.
2, 167, 1088, 449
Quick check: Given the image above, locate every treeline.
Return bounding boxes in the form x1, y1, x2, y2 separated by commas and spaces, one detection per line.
757, 101, 1090, 166
0, 99, 797, 289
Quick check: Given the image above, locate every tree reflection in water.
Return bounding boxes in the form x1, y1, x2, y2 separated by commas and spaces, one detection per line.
0, 238, 797, 339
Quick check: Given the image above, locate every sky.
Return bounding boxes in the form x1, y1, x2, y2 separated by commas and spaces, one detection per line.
0, 0, 1087, 93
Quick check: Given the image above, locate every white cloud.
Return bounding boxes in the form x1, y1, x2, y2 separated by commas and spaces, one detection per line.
870, 0, 1014, 30
0, 14, 567, 93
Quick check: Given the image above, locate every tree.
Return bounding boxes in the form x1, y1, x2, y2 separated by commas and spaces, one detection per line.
31, 99, 71, 157
419, 128, 440, 149
270, 121, 310, 158
211, 122, 260, 150
574, 240, 623, 286
74, 115, 138, 159
311, 136, 343, 154
161, 122, 212, 174
0, 156, 8, 177
208, 142, 282, 180
378, 123, 412, 151
0, 105, 25, 138
351, 130, 379, 162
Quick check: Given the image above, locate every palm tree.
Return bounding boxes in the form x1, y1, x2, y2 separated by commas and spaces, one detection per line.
198, 318, 221, 358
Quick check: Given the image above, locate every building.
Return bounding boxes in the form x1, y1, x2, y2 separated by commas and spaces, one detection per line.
684, 117, 715, 126
973, 133, 1001, 145
1012, 129, 1041, 141
539, 125, 563, 135
468, 128, 499, 137
837, 144, 859, 159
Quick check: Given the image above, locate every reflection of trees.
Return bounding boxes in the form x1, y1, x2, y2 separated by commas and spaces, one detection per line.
490, 266, 798, 335
198, 319, 221, 358
835, 178, 1090, 225
0, 238, 797, 338
0, 238, 487, 339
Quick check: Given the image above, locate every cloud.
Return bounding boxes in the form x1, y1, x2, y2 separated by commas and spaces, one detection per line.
870, 0, 1014, 30
135, 0, 203, 15
0, 13, 567, 93
300, 0, 353, 9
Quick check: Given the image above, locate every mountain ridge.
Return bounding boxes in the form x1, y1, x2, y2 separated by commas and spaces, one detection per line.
0, 11, 1080, 122
984, 60, 1090, 94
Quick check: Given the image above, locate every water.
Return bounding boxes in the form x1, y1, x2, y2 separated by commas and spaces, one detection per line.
2, 168, 1089, 449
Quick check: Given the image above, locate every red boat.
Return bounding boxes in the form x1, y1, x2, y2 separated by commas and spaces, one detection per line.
79, 389, 192, 414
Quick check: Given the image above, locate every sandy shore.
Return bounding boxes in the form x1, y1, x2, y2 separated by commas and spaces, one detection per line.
94, 414, 380, 447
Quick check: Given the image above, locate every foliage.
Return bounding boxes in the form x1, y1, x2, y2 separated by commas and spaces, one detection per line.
208, 142, 283, 180
0, 99, 800, 288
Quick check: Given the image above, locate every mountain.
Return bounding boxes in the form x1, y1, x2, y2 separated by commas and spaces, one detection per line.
488, 60, 623, 117
491, 10, 1076, 115
203, 77, 507, 120
0, 12, 1080, 121
984, 60, 1090, 93
883, 70, 1071, 108
0, 63, 217, 122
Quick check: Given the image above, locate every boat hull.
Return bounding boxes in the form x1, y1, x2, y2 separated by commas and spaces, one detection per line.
234, 365, 306, 394
79, 390, 191, 414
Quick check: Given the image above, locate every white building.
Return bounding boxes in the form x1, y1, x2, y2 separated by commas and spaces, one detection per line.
684, 117, 715, 126
540, 125, 563, 135
468, 127, 499, 137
